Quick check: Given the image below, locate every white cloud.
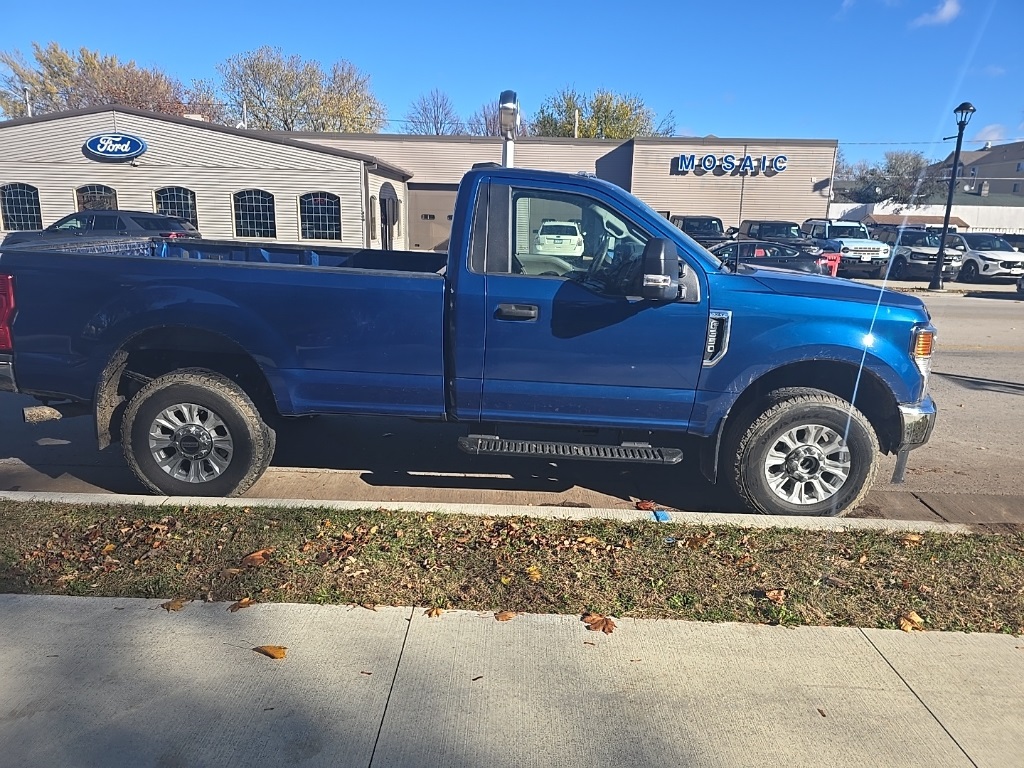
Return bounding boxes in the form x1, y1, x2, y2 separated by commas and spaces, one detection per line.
972, 124, 1007, 142
910, 0, 961, 26
982, 65, 1006, 77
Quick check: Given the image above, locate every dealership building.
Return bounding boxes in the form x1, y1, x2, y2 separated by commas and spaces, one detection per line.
0, 106, 839, 250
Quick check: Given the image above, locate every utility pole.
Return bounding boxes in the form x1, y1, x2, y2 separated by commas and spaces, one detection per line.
574, 108, 579, 139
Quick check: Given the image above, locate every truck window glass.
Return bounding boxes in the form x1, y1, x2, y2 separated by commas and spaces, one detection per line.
491, 186, 650, 295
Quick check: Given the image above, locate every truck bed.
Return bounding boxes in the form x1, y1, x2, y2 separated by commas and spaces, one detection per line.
1, 236, 449, 274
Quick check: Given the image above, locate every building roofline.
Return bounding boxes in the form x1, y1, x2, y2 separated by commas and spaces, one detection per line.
0, 105, 413, 179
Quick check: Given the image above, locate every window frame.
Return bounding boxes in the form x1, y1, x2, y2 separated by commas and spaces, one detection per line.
298, 191, 342, 241
154, 186, 199, 229
76, 184, 118, 211
0, 182, 43, 231
232, 188, 277, 239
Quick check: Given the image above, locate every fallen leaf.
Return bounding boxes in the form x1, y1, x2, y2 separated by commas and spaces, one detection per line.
581, 612, 616, 634
472, 675, 483, 682
765, 589, 786, 605
818, 708, 827, 718
858, 554, 868, 564
242, 548, 274, 567
425, 607, 444, 618
161, 597, 189, 612
220, 567, 242, 577
228, 597, 256, 612
360, 603, 378, 612
101, 543, 116, 554
360, 671, 373, 676
500, 576, 512, 585
525, 565, 542, 583
148, 523, 169, 535
253, 645, 287, 659
583, 641, 596, 646
902, 533, 923, 546
823, 575, 851, 589
685, 532, 714, 549
899, 611, 926, 632
634, 500, 657, 511
578, 536, 600, 545
494, 610, 518, 622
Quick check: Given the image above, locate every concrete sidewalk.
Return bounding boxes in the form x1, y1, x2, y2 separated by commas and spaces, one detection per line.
1, 595, 1021, 768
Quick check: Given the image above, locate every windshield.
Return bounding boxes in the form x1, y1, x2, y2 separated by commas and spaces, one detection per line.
900, 231, 941, 247
760, 223, 802, 238
684, 218, 724, 234
963, 233, 1013, 251
829, 225, 870, 239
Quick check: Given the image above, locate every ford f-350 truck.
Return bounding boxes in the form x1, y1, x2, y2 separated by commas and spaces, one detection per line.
0, 167, 937, 516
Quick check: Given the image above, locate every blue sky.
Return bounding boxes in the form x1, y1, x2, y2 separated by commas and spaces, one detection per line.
2, 0, 1020, 162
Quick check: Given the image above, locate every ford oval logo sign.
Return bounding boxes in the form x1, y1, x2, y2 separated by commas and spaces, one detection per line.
83, 133, 148, 162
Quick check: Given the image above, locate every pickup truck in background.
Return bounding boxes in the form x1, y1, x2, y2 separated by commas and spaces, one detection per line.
0, 167, 937, 517
669, 215, 732, 249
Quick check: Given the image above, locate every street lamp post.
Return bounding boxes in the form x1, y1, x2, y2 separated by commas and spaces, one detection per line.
929, 101, 976, 291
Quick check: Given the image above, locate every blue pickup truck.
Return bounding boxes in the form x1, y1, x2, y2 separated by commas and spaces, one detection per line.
0, 167, 937, 517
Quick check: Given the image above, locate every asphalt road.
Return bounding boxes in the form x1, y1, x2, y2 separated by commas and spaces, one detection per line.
1, 286, 1021, 512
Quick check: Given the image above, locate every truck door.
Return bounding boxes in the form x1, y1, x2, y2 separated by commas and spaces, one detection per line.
476, 181, 708, 431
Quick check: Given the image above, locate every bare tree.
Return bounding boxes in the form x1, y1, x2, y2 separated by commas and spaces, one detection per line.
217, 46, 385, 132
404, 89, 464, 135
465, 101, 500, 136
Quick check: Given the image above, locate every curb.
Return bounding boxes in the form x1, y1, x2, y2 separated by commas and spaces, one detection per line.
0, 490, 974, 534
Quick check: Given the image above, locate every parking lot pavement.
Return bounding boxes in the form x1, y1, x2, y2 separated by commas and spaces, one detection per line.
5, 595, 1021, 767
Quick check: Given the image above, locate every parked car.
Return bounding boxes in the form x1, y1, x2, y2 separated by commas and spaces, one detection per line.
670, 215, 732, 248
533, 220, 584, 258
945, 233, 1024, 282
0, 166, 937, 518
874, 229, 962, 281
801, 219, 890, 278
995, 232, 1024, 252
709, 240, 831, 275
736, 220, 822, 253
1, 210, 201, 246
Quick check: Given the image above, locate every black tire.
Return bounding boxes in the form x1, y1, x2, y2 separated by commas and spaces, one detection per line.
890, 257, 907, 280
724, 387, 878, 517
122, 369, 275, 497
959, 260, 978, 283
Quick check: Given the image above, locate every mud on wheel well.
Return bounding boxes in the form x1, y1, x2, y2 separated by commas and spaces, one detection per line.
721, 361, 902, 455
95, 327, 278, 449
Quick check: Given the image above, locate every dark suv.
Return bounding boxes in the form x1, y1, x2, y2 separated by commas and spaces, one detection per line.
2, 210, 201, 246
736, 220, 821, 253
670, 215, 732, 248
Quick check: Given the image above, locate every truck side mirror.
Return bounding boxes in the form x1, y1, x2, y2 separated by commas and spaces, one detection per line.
726, 227, 738, 236
640, 238, 680, 301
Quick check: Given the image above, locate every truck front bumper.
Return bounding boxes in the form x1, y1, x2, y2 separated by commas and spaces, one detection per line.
891, 395, 936, 482
0, 353, 16, 393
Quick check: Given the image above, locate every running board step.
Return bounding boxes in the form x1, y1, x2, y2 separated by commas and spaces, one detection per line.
458, 436, 682, 465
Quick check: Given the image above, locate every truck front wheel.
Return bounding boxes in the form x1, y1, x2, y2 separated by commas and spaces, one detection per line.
122, 369, 276, 497
726, 388, 878, 517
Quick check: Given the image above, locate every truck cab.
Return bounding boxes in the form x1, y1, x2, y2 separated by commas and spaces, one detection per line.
802, 219, 890, 277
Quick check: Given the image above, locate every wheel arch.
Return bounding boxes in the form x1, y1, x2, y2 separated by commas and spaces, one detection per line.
94, 325, 287, 450
700, 359, 901, 483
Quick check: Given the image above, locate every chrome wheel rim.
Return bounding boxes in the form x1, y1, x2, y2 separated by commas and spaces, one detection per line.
148, 402, 234, 483
763, 423, 850, 505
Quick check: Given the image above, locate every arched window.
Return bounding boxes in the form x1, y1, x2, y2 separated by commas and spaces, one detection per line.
233, 189, 276, 238
299, 192, 341, 240
76, 184, 118, 211
0, 183, 43, 231
369, 195, 378, 241
155, 186, 198, 228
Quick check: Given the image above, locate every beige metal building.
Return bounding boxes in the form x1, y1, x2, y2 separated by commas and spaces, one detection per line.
0, 106, 838, 252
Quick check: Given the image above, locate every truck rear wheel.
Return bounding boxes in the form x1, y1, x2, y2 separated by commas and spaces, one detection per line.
122, 369, 275, 497
726, 388, 878, 517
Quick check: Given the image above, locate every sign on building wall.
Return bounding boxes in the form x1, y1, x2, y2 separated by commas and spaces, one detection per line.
675, 153, 788, 174
83, 133, 148, 162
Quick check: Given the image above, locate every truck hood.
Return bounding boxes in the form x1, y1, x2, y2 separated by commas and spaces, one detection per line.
831, 238, 884, 249
749, 266, 926, 310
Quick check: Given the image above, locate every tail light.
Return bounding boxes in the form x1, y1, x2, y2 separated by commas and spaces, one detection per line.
0, 274, 15, 352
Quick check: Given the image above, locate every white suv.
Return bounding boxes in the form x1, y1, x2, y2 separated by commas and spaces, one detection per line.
533, 220, 584, 258
802, 219, 890, 277
945, 232, 1024, 282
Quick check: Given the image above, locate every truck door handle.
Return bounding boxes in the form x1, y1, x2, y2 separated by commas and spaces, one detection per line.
495, 303, 538, 321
